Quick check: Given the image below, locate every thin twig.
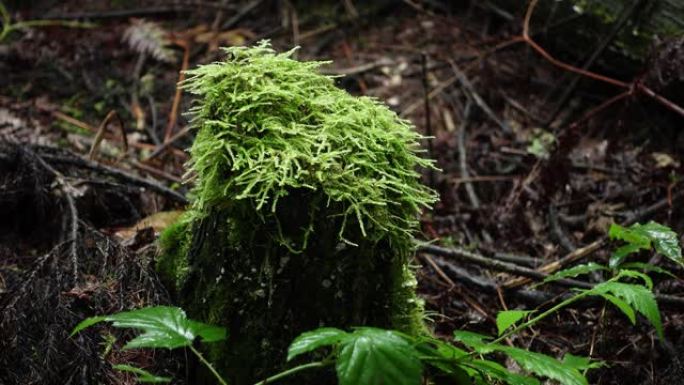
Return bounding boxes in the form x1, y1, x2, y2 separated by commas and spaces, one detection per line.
38, 148, 189, 204
521, 0, 684, 118
448, 59, 511, 133
544, 0, 646, 125
145, 125, 192, 160
457, 100, 480, 208
164, 39, 190, 142
222, 0, 263, 29
88, 110, 127, 161
421, 52, 435, 187
417, 243, 594, 289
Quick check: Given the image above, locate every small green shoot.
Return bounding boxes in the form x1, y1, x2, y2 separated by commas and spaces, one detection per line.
112, 364, 172, 383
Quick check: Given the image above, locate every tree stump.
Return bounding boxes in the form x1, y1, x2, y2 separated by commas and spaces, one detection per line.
157, 42, 436, 384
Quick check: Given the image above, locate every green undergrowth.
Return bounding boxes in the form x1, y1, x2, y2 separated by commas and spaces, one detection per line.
157, 41, 438, 382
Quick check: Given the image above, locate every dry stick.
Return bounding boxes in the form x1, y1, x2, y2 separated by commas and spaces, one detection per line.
549, 204, 576, 253
420, 244, 684, 307
421, 52, 435, 187
420, 254, 492, 321
448, 59, 511, 133
521, 0, 684, 118
131, 160, 183, 184
457, 100, 479, 208
88, 110, 128, 161
145, 125, 192, 160
39, 149, 189, 204
544, 0, 646, 126
42, 3, 240, 20
163, 39, 190, 142
501, 90, 630, 214
222, 0, 263, 29
319, 57, 393, 76
401, 75, 458, 117
51, 109, 184, 156
503, 188, 684, 288
418, 243, 594, 289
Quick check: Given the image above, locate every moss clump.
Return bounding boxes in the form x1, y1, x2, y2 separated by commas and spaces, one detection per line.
158, 41, 437, 384
156, 216, 190, 294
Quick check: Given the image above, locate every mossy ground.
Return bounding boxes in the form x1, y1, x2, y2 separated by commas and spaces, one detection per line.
157, 42, 436, 384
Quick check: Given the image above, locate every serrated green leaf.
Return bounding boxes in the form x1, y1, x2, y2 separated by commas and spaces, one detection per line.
112, 364, 172, 383
453, 330, 496, 353
591, 282, 663, 339
543, 263, 607, 285
501, 347, 588, 385
609, 244, 643, 268
466, 358, 540, 385
609, 223, 650, 247
599, 293, 636, 324
71, 306, 227, 349
637, 222, 682, 265
336, 327, 422, 385
287, 327, 348, 361
620, 262, 677, 278
496, 310, 532, 336
415, 335, 473, 378
561, 354, 604, 371
71, 316, 107, 336
609, 222, 682, 266
616, 269, 653, 289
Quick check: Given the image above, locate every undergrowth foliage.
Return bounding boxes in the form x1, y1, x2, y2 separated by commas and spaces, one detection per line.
182, 41, 437, 248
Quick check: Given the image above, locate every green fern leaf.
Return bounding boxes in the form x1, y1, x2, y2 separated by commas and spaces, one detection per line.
591, 281, 663, 339
542, 263, 606, 284
500, 347, 588, 385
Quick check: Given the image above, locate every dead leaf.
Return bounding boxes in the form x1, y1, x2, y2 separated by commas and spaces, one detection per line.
652, 152, 680, 168
114, 210, 184, 242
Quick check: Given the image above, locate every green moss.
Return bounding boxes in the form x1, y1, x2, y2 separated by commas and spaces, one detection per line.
157, 42, 437, 383
156, 216, 191, 293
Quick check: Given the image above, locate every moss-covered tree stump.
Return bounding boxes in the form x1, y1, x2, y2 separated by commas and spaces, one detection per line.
157, 43, 436, 384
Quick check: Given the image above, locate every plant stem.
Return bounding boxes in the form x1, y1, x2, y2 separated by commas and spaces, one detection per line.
491, 290, 593, 345
252, 361, 331, 385
189, 345, 229, 385
0, 1, 10, 41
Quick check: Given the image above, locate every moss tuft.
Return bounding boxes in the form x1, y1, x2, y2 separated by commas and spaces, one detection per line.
156, 216, 190, 293
182, 41, 436, 249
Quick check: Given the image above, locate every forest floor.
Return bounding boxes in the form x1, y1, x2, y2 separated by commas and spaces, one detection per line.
1, 1, 684, 385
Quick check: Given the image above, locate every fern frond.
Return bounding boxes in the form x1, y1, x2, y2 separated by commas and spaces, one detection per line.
123, 19, 175, 63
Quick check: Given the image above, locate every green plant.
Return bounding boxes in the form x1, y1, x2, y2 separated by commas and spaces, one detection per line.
0, 1, 94, 42
72, 306, 228, 385
72, 305, 597, 385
